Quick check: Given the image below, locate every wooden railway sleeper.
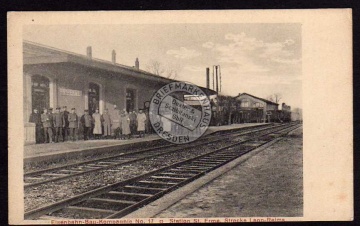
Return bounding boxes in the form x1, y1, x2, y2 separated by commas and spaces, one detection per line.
158, 172, 197, 178
90, 197, 137, 205
176, 166, 211, 170
65, 206, 116, 215
108, 191, 152, 198
150, 175, 187, 181
137, 180, 177, 186
124, 185, 167, 191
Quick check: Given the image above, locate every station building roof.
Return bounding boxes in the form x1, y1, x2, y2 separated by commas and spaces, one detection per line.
23, 41, 216, 96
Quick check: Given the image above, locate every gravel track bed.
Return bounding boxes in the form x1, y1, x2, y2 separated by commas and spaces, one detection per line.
24, 140, 237, 211
24, 127, 270, 172
24, 133, 230, 173
24, 140, 169, 172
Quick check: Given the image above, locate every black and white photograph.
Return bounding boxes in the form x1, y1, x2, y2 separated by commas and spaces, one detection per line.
8, 10, 352, 224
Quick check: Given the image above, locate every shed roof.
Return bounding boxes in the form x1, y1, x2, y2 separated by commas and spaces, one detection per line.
235, 93, 279, 105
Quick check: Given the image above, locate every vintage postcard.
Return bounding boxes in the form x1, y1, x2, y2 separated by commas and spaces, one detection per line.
8, 10, 352, 224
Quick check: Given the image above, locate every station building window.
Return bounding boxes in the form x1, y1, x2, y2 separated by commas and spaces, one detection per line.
88, 83, 100, 115
31, 75, 50, 113
126, 88, 136, 112
241, 100, 249, 107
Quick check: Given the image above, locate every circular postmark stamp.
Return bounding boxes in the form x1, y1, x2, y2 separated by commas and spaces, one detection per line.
149, 81, 212, 144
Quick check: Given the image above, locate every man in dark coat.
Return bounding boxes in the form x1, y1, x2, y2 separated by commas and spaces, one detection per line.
68, 108, 78, 141
102, 109, 112, 139
41, 108, 53, 143
53, 107, 64, 142
129, 110, 137, 137
48, 107, 55, 142
29, 108, 43, 144
62, 106, 69, 141
80, 109, 93, 140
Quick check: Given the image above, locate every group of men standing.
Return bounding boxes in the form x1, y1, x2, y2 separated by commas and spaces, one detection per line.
29, 106, 148, 144
29, 106, 80, 143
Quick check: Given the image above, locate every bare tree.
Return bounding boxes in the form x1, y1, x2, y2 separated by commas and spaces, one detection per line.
146, 60, 164, 76
266, 95, 274, 102
273, 93, 282, 103
267, 93, 282, 103
164, 68, 178, 80
146, 59, 179, 79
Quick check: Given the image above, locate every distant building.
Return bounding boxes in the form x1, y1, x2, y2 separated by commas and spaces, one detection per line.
234, 93, 279, 123
291, 108, 302, 122
281, 103, 291, 112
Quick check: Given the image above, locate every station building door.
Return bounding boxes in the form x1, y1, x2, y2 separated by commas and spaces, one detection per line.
88, 83, 100, 115
31, 75, 50, 113
126, 89, 135, 113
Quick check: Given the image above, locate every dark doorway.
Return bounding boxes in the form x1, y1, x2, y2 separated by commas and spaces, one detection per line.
88, 83, 100, 115
126, 89, 135, 112
32, 75, 50, 113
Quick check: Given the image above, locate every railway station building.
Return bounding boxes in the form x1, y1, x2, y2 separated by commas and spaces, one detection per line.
23, 41, 214, 144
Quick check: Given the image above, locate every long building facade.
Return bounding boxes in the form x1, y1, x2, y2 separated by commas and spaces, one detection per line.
23, 41, 214, 144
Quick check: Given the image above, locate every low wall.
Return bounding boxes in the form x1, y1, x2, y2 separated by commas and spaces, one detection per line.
24, 123, 36, 145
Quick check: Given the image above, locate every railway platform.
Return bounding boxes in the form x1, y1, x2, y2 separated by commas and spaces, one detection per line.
24, 123, 267, 164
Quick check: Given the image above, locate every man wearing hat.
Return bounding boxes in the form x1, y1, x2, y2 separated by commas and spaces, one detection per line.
29, 108, 43, 144
62, 106, 69, 141
68, 108, 78, 141
80, 109, 93, 140
129, 110, 137, 137
120, 109, 131, 140
41, 108, 54, 143
102, 109, 112, 139
53, 107, 64, 142
48, 107, 55, 142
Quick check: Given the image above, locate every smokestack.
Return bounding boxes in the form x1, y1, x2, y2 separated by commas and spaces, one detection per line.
219, 65, 221, 92
86, 46, 92, 59
215, 65, 219, 93
212, 67, 215, 90
135, 58, 139, 69
206, 68, 210, 89
112, 50, 116, 64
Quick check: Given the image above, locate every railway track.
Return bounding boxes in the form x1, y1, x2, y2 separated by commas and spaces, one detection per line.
25, 123, 300, 220
24, 124, 287, 188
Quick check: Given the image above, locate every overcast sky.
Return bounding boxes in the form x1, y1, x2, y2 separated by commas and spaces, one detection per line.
24, 23, 302, 109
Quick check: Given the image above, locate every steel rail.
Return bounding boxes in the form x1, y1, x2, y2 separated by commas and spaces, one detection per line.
25, 123, 300, 220
25, 123, 271, 176
24, 124, 285, 188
